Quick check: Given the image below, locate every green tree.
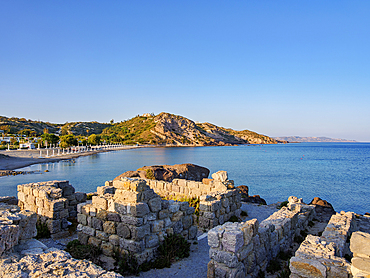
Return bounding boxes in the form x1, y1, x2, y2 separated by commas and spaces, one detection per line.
60, 134, 78, 148
88, 134, 101, 145
41, 133, 59, 146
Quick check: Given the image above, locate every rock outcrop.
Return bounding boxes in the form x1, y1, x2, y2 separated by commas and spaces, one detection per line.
114, 163, 210, 182
236, 185, 267, 205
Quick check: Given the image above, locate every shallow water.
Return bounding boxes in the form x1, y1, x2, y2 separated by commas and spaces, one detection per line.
1, 143, 369, 214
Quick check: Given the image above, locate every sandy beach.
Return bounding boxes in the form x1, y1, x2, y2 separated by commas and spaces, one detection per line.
0, 146, 142, 172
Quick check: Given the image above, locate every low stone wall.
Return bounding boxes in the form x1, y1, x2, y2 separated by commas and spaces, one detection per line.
198, 189, 242, 230
207, 196, 316, 278
290, 211, 356, 277
17, 180, 86, 239
77, 177, 198, 269
350, 231, 370, 277
0, 203, 37, 256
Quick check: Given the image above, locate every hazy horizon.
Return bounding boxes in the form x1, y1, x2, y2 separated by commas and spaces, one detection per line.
1, 1, 369, 142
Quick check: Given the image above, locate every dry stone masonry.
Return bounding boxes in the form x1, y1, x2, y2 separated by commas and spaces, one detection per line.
207, 196, 316, 278
0, 203, 37, 256
350, 231, 370, 277
290, 211, 357, 278
77, 177, 198, 269
17, 180, 86, 239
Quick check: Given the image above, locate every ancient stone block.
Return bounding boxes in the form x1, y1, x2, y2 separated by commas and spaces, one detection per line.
171, 211, 184, 222
169, 201, 180, 213
121, 215, 144, 226
129, 203, 149, 217
161, 200, 169, 210
131, 224, 150, 240
148, 197, 162, 212
78, 232, 89, 245
92, 196, 108, 210
222, 229, 244, 253
290, 257, 326, 278
173, 221, 183, 234
116, 223, 131, 239
145, 234, 159, 248
151, 220, 164, 233
109, 234, 120, 246
103, 221, 116, 234
91, 218, 103, 230
182, 215, 192, 229
47, 219, 61, 234
75, 192, 87, 203
350, 231, 370, 257
96, 230, 109, 241
209, 248, 239, 268
119, 238, 145, 253
101, 241, 114, 257
107, 212, 121, 222
88, 236, 102, 247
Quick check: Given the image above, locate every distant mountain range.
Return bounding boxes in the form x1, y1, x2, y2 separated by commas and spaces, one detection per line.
273, 136, 356, 143
0, 113, 286, 146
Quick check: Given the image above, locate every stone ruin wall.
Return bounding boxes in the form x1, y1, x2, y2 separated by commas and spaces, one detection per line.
76, 177, 198, 269
122, 170, 242, 231
207, 196, 316, 278
17, 180, 86, 239
289, 211, 370, 278
0, 201, 37, 256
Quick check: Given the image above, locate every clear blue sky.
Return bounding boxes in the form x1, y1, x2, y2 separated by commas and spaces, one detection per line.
1, 1, 369, 141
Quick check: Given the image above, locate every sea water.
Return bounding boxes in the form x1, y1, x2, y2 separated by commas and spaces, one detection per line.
0, 143, 369, 214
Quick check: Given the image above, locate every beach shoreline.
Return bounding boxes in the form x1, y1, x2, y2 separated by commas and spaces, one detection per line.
0, 146, 144, 172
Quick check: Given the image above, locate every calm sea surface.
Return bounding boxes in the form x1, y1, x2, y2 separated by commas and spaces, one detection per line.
1, 143, 369, 214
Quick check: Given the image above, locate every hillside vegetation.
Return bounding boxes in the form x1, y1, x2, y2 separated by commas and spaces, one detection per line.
0, 113, 284, 146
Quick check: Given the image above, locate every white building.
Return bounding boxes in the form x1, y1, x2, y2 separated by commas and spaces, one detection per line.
19, 142, 36, 149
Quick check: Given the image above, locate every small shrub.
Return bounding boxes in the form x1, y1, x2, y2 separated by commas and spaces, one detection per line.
117, 251, 141, 276
145, 169, 155, 180
65, 239, 101, 265
266, 259, 281, 273
35, 220, 50, 239
241, 210, 248, 217
277, 269, 291, 278
86, 194, 93, 200
257, 270, 265, 278
278, 201, 288, 209
278, 251, 291, 261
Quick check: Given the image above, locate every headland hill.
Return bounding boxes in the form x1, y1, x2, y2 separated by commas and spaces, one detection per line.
0, 112, 287, 173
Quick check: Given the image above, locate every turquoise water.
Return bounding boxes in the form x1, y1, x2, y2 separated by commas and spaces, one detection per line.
1, 143, 369, 214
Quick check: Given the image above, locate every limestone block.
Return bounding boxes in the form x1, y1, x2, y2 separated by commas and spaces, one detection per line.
208, 226, 223, 248
290, 256, 326, 278
169, 201, 180, 213
145, 234, 159, 248
46, 219, 61, 234
187, 206, 195, 215
199, 216, 210, 228
108, 201, 127, 215
173, 220, 184, 234
351, 231, 370, 257
50, 199, 67, 212
119, 238, 145, 253
101, 241, 114, 257
50, 230, 70, 240
352, 257, 370, 274
200, 202, 211, 212
61, 184, 75, 197
18, 192, 26, 203
97, 186, 115, 196
109, 234, 120, 246
116, 223, 131, 239
113, 180, 130, 190
209, 248, 239, 268
92, 196, 108, 210
58, 209, 69, 219
148, 197, 162, 212
158, 209, 169, 219
96, 230, 109, 241
91, 217, 103, 230
182, 215, 192, 229
18, 211, 37, 240
49, 188, 63, 199
203, 211, 216, 219
211, 171, 228, 182
221, 228, 244, 253
88, 236, 102, 247
161, 199, 169, 210
117, 190, 141, 203
131, 224, 150, 240
128, 202, 150, 217
151, 220, 164, 233
78, 225, 95, 236
121, 215, 144, 226
189, 226, 197, 240
103, 221, 116, 234
96, 210, 108, 221
105, 180, 113, 187
130, 180, 148, 192
77, 232, 89, 245
107, 212, 121, 222
0, 225, 20, 256
75, 192, 87, 203
171, 211, 184, 222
